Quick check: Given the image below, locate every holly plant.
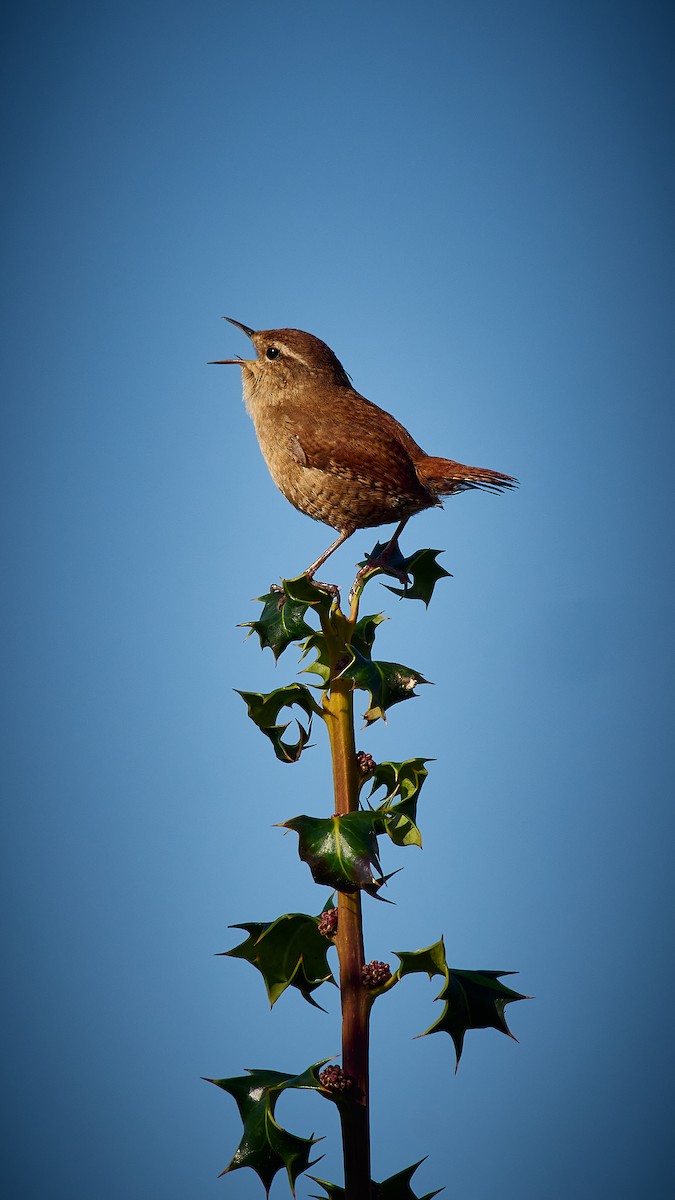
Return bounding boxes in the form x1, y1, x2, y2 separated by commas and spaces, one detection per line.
209, 550, 528, 1197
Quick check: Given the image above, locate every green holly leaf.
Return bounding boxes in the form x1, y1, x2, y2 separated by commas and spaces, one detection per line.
300, 629, 332, 685
237, 683, 318, 762
339, 647, 429, 725
242, 590, 315, 661
222, 912, 336, 1009
384, 548, 452, 606
282, 574, 336, 617
357, 542, 451, 606
368, 758, 430, 848
358, 537, 412, 584
310, 1157, 443, 1199
241, 575, 337, 665
281, 812, 386, 895
270, 1058, 333, 1098
376, 1158, 444, 1200
424, 967, 529, 1068
300, 612, 388, 690
207, 1068, 322, 1195
394, 938, 448, 982
394, 939, 529, 1067
351, 611, 387, 655
310, 1181, 346, 1199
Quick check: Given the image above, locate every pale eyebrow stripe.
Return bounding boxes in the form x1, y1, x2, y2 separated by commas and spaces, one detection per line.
276, 343, 312, 368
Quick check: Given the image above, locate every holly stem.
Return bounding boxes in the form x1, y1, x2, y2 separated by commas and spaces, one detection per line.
322, 608, 371, 1198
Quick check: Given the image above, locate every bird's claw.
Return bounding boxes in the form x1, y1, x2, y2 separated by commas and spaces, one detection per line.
307, 578, 341, 606
366, 538, 410, 584
348, 537, 410, 605
270, 577, 341, 608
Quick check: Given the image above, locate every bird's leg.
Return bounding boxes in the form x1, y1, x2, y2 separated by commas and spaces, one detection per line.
304, 531, 351, 579
367, 517, 411, 579
268, 532, 350, 603
370, 519, 411, 578
299, 530, 353, 602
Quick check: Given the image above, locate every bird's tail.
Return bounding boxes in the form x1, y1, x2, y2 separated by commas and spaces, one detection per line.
416, 456, 518, 496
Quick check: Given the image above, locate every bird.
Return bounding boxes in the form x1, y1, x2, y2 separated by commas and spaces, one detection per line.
210, 318, 516, 581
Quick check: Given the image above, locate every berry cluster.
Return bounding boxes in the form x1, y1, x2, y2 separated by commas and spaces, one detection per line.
356, 750, 376, 776
318, 908, 339, 939
361, 960, 392, 989
319, 1065, 353, 1094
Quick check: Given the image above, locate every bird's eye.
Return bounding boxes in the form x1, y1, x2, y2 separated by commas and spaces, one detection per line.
266, 346, 280, 360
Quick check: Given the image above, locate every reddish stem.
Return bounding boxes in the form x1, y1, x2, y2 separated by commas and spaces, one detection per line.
323, 634, 371, 1198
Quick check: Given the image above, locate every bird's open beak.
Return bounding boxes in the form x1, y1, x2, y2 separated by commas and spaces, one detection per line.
208, 316, 256, 364
224, 317, 255, 338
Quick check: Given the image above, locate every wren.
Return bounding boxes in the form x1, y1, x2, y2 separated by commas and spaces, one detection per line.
210, 318, 517, 580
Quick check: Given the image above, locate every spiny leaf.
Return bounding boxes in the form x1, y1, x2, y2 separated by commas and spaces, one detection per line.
394, 938, 449, 982
423, 967, 529, 1068
310, 1180, 345, 1199
384, 548, 452, 606
358, 542, 451, 606
368, 759, 430, 805
310, 1156, 443, 1199
351, 611, 387, 656
301, 616, 427, 724
368, 758, 431, 848
222, 912, 336, 1008
281, 812, 387, 895
242, 575, 337, 668
282, 574, 337, 616
358, 537, 412, 584
376, 1158, 444, 1200
372, 807, 421, 849
300, 612, 388, 690
393, 939, 529, 1067
270, 1058, 334, 1098
237, 683, 317, 762
206, 1068, 321, 1195
300, 629, 332, 685
242, 590, 315, 661
339, 647, 429, 725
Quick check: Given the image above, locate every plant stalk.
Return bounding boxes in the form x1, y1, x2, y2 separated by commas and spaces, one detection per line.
323, 622, 372, 1198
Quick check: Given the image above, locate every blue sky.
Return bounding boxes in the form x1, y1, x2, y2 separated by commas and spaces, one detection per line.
3, 2, 674, 1197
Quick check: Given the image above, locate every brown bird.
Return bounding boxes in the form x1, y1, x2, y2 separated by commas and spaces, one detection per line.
211, 319, 516, 580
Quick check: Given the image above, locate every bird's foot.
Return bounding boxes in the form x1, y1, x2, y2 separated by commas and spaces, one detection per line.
270, 577, 341, 607
307, 577, 341, 605
349, 538, 410, 604
365, 537, 410, 584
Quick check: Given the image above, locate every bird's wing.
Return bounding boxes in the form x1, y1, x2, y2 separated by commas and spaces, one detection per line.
285, 390, 432, 500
